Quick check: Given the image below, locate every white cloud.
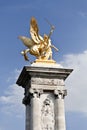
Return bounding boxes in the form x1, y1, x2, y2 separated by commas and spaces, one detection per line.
78, 11, 87, 18
6, 69, 21, 83
61, 50, 87, 115
0, 70, 24, 118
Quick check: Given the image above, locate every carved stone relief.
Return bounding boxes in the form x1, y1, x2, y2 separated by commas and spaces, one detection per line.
41, 93, 55, 130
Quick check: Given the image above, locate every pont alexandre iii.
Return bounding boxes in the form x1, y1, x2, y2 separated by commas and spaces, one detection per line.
16, 17, 73, 130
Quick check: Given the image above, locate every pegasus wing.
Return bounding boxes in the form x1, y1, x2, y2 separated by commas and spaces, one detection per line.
18, 36, 34, 48
30, 17, 43, 44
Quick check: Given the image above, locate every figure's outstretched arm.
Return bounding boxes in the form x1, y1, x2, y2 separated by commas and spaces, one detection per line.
50, 45, 59, 51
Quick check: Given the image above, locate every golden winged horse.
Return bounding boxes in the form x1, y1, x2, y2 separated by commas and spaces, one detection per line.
18, 17, 58, 61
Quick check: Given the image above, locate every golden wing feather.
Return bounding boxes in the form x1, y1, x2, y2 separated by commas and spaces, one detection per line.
18, 36, 34, 48
30, 17, 43, 44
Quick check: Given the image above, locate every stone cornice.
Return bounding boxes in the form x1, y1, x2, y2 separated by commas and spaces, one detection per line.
16, 66, 73, 88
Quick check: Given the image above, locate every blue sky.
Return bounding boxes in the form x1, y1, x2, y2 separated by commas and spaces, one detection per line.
0, 0, 87, 130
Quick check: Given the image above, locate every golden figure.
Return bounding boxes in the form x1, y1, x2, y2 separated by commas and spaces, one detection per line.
18, 17, 58, 62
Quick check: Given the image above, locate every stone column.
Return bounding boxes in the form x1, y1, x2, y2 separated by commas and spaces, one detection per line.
30, 89, 42, 130
54, 89, 67, 130
22, 90, 31, 130
26, 104, 31, 130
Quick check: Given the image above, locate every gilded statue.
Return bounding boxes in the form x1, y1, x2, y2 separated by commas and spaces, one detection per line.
18, 17, 58, 61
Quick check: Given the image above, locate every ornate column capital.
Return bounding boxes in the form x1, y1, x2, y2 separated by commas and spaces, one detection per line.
54, 89, 67, 99
29, 88, 43, 98
23, 88, 43, 105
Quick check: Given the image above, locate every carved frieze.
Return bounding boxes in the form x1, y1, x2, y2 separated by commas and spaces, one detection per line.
31, 77, 65, 86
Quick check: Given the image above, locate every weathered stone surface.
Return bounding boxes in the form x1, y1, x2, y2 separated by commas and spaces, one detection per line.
16, 65, 73, 130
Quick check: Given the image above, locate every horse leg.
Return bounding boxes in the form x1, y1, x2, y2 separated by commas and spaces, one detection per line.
21, 48, 30, 61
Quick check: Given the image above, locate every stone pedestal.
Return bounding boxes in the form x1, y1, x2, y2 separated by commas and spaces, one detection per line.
16, 65, 73, 130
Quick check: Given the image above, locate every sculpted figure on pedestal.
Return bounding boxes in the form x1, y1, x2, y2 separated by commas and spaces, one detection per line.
18, 17, 58, 61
